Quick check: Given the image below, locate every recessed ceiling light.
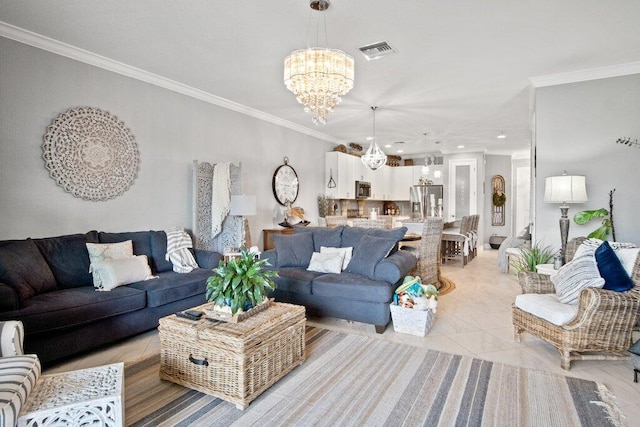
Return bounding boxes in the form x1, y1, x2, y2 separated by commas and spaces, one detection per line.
497, 132, 506, 139
384, 144, 392, 148
397, 149, 404, 153
457, 145, 464, 149
366, 136, 374, 141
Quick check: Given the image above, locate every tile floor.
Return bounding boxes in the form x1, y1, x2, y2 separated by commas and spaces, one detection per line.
46, 248, 640, 421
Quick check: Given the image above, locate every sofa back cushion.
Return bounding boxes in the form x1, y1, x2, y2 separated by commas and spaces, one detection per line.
294, 226, 343, 251
0, 240, 57, 303
341, 227, 370, 251
33, 233, 96, 289
149, 231, 174, 273
274, 233, 314, 268
98, 231, 158, 272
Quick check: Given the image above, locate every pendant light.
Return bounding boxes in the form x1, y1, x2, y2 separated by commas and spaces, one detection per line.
361, 106, 387, 170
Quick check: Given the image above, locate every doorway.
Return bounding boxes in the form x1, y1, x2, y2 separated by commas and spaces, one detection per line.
447, 159, 477, 222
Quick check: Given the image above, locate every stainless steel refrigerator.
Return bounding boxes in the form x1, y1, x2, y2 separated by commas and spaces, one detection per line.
410, 185, 444, 220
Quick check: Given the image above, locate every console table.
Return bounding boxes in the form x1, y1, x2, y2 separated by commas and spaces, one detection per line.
263, 228, 294, 250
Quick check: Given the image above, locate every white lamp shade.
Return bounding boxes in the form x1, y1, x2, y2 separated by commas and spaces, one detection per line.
229, 195, 256, 216
544, 175, 588, 204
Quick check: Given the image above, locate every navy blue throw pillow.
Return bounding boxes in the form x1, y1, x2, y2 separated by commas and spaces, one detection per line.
595, 241, 634, 292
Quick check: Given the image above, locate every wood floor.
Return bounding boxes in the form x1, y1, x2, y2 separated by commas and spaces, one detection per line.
45, 248, 640, 420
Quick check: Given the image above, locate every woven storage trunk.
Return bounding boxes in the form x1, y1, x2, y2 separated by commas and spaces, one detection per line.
390, 304, 435, 337
159, 302, 306, 409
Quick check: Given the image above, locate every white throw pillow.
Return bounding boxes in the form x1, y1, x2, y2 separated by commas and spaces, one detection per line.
307, 251, 345, 274
320, 246, 353, 271
86, 241, 134, 289
615, 247, 640, 278
92, 255, 154, 291
551, 251, 605, 304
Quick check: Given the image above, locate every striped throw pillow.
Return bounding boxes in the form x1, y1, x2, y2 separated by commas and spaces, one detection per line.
0, 355, 40, 427
552, 251, 605, 304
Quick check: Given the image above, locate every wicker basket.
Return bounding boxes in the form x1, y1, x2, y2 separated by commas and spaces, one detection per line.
390, 304, 435, 337
159, 302, 306, 409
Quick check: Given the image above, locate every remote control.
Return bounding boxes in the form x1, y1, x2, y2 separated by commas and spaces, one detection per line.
176, 311, 200, 321
185, 310, 203, 318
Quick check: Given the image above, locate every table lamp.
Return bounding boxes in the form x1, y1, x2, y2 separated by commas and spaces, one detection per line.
230, 195, 257, 248
544, 172, 587, 265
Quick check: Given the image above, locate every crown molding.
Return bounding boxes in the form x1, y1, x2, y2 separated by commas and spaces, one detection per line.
530, 61, 640, 87
0, 21, 342, 145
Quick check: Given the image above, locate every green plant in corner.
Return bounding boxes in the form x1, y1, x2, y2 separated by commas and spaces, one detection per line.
573, 189, 616, 241
512, 242, 556, 273
206, 248, 277, 315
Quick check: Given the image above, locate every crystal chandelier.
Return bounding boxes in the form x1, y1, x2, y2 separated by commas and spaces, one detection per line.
284, 0, 354, 125
361, 106, 387, 170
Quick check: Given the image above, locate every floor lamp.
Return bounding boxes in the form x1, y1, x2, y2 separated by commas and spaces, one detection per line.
229, 195, 257, 249
544, 173, 588, 265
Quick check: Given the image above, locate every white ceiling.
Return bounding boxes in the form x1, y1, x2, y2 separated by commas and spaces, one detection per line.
1, 0, 640, 158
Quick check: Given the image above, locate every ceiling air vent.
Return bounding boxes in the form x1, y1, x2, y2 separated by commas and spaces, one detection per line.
358, 41, 397, 61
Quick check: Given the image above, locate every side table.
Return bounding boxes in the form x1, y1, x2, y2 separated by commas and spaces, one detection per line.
18, 363, 124, 427
536, 263, 557, 276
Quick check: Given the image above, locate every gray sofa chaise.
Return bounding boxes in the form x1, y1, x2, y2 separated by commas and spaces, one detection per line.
0, 230, 221, 366
261, 225, 417, 333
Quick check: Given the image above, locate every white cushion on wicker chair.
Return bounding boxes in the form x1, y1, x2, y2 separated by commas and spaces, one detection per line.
514, 293, 578, 326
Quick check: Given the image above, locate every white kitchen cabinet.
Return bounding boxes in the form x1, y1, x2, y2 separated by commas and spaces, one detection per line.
390, 166, 412, 200
369, 164, 390, 200
325, 152, 365, 199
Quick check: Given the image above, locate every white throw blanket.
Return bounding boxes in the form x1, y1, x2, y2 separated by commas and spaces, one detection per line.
165, 227, 199, 273
211, 162, 231, 238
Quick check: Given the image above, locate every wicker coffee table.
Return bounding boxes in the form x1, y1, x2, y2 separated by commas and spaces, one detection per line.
159, 301, 306, 409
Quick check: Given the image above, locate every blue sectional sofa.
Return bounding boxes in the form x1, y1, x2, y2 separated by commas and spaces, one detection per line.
261, 225, 417, 333
0, 230, 221, 366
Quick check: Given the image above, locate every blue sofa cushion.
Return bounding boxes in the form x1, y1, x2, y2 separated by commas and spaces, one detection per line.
0, 240, 57, 303
311, 272, 394, 303
340, 227, 370, 251
294, 226, 344, 251
3, 286, 146, 333
127, 268, 210, 307
98, 231, 155, 270
346, 235, 398, 280
271, 268, 321, 295
274, 233, 314, 268
375, 250, 417, 284
149, 231, 174, 273
33, 233, 96, 289
595, 241, 635, 292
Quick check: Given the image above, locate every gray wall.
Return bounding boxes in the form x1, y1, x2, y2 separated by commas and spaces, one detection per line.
484, 154, 511, 243
534, 74, 640, 249
0, 37, 332, 246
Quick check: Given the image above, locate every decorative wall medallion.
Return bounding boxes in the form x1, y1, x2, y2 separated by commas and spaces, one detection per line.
43, 107, 140, 201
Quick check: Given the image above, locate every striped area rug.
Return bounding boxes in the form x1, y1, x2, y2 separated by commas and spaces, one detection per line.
125, 327, 624, 426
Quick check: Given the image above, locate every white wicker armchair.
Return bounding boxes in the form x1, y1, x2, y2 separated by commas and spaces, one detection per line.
513, 238, 640, 370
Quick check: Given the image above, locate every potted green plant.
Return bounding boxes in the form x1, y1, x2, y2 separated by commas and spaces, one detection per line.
206, 247, 277, 317
512, 242, 556, 273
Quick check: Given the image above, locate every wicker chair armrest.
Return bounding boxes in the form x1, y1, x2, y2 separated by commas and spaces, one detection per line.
564, 287, 640, 331
517, 271, 555, 294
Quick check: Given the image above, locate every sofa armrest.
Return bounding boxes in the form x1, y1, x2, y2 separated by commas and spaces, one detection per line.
0, 284, 19, 312
564, 287, 640, 334
0, 320, 24, 356
194, 249, 222, 269
260, 249, 278, 268
517, 271, 555, 294
374, 250, 417, 285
